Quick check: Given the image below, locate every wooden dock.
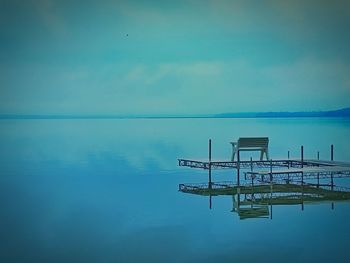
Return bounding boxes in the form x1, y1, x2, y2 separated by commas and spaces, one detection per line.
178, 158, 350, 169
178, 158, 350, 181
178, 140, 350, 218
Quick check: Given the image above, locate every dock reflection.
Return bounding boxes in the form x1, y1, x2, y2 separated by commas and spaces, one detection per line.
180, 182, 350, 220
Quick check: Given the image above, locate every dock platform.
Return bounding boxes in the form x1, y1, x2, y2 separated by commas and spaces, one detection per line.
177, 141, 350, 219
178, 158, 350, 169
178, 158, 350, 181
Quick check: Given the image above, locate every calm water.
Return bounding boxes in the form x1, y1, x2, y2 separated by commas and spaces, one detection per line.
1, 118, 350, 262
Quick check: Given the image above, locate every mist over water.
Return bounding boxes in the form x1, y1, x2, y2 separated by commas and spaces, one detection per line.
1, 118, 350, 262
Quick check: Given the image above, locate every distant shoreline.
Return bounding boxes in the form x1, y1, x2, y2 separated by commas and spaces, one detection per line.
1, 107, 349, 120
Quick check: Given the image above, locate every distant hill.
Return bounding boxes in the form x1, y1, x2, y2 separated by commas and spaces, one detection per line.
1, 108, 350, 119
214, 107, 350, 118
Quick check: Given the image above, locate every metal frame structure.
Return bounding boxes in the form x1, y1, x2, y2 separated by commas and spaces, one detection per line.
178, 140, 350, 219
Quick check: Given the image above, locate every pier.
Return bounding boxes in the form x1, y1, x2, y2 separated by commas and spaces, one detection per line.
178, 139, 350, 219
178, 140, 350, 185
178, 158, 350, 181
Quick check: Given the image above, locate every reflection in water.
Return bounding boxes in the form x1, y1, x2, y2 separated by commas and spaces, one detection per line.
1, 118, 350, 262
180, 182, 350, 220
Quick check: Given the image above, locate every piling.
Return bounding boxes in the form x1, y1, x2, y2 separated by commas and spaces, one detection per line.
208, 139, 212, 189
237, 151, 240, 186
331, 144, 334, 161
301, 146, 304, 184
301, 146, 304, 168
270, 175, 273, 219
317, 151, 320, 187
330, 144, 334, 189
287, 151, 290, 183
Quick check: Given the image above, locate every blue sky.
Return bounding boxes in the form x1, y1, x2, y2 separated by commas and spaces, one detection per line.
0, 0, 350, 115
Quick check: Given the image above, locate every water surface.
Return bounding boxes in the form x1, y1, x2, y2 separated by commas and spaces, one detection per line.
1, 118, 350, 262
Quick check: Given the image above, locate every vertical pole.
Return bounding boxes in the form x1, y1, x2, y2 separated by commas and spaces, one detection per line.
301, 146, 304, 185
301, 145, 304, 168
208, 139, 212, 189
301, 147, 305, 210
270, 175, 273, 220
317, 151, 320, 187
237, 151, 240, 186
250, 157, 253, 186
209, 139, 211, 161
287, 151, 290, 183
250, 157, 253, 172
331, 144, 334, 161
330, 145, 334, 190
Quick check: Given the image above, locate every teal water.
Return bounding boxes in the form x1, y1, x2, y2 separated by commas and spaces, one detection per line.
0, 118, 350, 262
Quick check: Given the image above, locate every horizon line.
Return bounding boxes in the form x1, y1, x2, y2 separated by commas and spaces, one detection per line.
1, 108, 350, 120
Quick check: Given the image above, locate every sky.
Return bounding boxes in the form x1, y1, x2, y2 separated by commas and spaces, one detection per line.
0, 0, 350, 115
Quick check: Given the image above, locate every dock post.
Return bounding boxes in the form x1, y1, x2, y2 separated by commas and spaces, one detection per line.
286, 151, 290, 183
317, 151, 320, 187
330, 144, 334, 190
237, 151, 240, 186
250, 157, 253, 172
270, 171, 273, 220
331, 144, 334, 161
301, 146, 304, 168
250, 157, 254, 187
208, 139, 212, 189
301, 146, 304, 185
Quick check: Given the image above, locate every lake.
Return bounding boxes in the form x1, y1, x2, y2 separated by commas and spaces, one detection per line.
1, 117, 350, 262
